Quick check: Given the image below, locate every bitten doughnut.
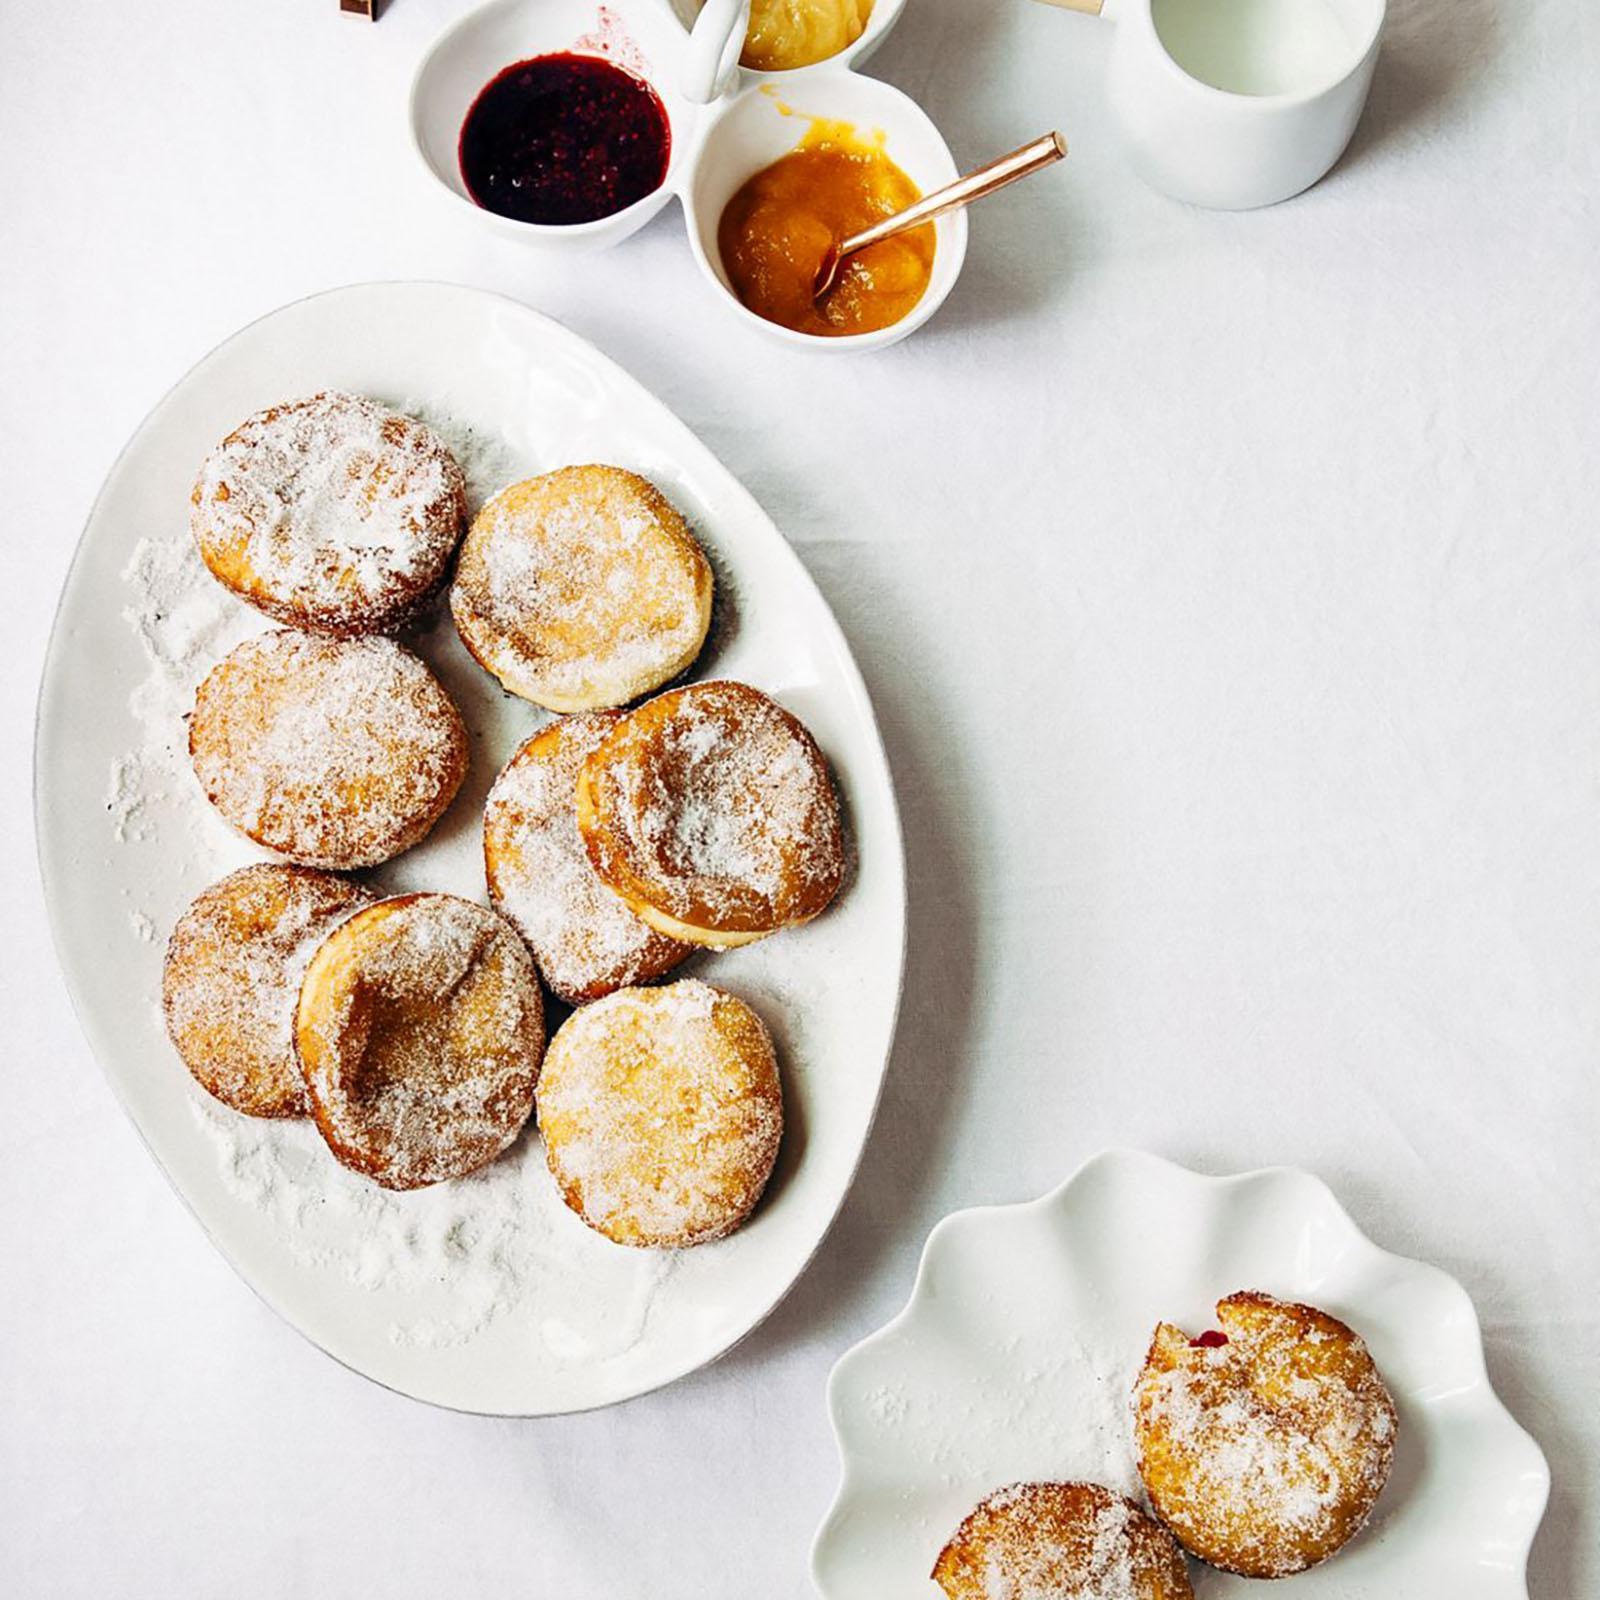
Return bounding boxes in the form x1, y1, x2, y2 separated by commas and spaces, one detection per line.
188, 630, 468, 870
576, 680, 844, 949
163, 864, 371, 1119
449, 465, 713, 711
190, 391, 466, 635
933, 1482, 1194, 1600
537, 980, 782, 1248
483, 712, 692, 1004
295, 894, 544, 1190
1132, 1290, 1398, 1578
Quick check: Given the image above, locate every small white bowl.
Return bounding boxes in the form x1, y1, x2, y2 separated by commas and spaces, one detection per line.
668, 0, 909, 100
409, 0, 703, 254
408, 0, 966, 349
683, 72, 967, 354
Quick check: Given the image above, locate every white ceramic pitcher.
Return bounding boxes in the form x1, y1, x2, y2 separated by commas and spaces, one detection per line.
1045, 0, 1386, 208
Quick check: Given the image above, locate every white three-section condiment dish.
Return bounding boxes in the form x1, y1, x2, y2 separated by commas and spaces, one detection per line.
409, 0, 968, 351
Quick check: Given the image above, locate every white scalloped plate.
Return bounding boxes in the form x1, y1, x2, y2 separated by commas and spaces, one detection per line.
814, 1149, 1549, 1599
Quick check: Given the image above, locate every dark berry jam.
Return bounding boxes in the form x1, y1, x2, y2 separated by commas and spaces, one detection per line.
458, 53, 671, 227
1191, 1330, 1229, 1349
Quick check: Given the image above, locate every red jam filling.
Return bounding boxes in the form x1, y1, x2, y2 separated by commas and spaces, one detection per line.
458, 53, 671, 227
1190, 1329, 1229, 1349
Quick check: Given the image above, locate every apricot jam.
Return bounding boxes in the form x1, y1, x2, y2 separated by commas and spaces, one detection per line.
717, 122, 935, 339
740, 0, 873, 72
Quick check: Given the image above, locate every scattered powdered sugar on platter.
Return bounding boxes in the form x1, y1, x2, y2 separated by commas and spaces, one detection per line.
119, 535, 255, 793
190, 1097, 675, 1354
398, 397, 524, 520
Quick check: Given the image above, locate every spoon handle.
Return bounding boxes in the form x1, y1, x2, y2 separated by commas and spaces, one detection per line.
835, 133, 1068, 260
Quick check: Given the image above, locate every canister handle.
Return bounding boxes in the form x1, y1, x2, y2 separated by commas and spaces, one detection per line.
682, 0, 750, 104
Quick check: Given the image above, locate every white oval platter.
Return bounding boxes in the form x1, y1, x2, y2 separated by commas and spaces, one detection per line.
35, 281, 906, 1416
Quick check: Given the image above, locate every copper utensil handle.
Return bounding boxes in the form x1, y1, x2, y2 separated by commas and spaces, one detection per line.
834, 132, 1068, 261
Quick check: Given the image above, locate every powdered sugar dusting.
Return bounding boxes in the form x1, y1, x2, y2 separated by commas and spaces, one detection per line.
588, 680, 844, 933
190, 391, 464, 633
397, 398, 524, 520
298, 895, 542, 1190
1132, 1292, 1397, 1577
935, 1482, 1192, 1600
163, 864, 372, 1119
450, 466, 710, 708
538, 980, 783, 1248
484, 713, 691, 1002
113, 534, 260, 852
190, 1096, 676, 1354
188, 631, 467, 869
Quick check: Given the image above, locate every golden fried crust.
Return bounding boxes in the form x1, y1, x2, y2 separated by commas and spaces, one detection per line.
483, 712, 692, 1004
575, 679, 844, 949
1132, 1291, 1398, 1578
449, 465, 713, 712
188, 630, 469, 870
190, 392, 466, 636
536, 981, 782, 1248
163, 864, 372, 1119
933, 1482, 1194, 1600
295, 894, 544, 1190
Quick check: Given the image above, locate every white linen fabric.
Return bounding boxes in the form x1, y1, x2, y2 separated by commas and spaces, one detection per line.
0, 0, 1592, 1594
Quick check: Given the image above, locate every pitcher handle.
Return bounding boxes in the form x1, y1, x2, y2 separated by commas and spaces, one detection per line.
682, 0, 750, 104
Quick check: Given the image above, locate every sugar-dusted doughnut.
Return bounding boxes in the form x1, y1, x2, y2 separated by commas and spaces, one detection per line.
575, 679, 844, 949
536, 980, 782, 1248
295, 894, 544, 1190
483, 711, 692, 1004
449, 465, 713, 712
1132, 1290, 1398, 1577
188, 630, 468, 870
933, 1482, 1194, 1600
190, 392, 466, 635
163, 864, 372, 1119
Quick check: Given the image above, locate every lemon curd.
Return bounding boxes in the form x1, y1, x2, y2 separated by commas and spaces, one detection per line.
739, 0, 874, 71
718, 121, 934, 338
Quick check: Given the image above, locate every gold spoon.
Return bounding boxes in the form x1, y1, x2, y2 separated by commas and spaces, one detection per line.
812, 132, 1067, 305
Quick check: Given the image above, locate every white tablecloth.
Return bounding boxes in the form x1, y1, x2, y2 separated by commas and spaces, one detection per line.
2, 0, 1593, 1593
